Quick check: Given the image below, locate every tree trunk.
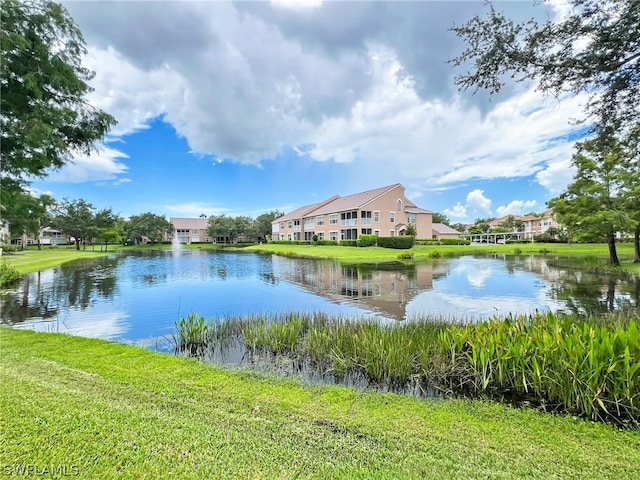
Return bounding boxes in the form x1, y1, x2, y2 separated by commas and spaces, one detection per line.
634, 224, 640, 263
607, 230, 620, 266
76, 239, 80, 251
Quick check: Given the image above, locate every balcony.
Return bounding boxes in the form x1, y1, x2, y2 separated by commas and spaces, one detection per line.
341, 219, 357, 227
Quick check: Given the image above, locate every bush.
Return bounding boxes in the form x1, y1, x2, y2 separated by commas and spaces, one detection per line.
376, 236, 414, 249
414, 239, 439, 245
439, 238, 470, 245
268, 240, 312, 245
316, 240, 338, 246
0, 262, 22, 288
357, 234, 378, 247
397, 251, 414, 260
340, 240, 358, 247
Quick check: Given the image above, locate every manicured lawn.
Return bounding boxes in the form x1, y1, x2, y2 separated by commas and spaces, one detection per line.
246, 242, 639, 268
3, 242, 638, 276
1, 246, 112, 274
1, 328, 638, 479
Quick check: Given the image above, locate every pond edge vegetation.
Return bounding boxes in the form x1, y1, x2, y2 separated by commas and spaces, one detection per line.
174, 310, 640, 428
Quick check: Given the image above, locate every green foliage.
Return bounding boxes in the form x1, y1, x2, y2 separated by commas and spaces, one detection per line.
0, 262, 21, 287
339, 240, 357, 247
356, 234, 378, 247
451, 0, 639, 134
315, 240, 338, 246
439, 238, 470, 246
0, 0, 116, 217
376, 235, 415, 249
254, 211, 283, 240
125, 212, 172, 244
50, 198, 96, 250
397, 251, 414, 260
404, 223, 417, 236
432, 212, 451, 225
549, 136, 636, 265
173, 313, 208, 355
440, 314, 640, 425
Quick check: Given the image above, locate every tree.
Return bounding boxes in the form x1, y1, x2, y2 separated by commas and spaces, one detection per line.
94, 208, 122, 251
405, 223, 417, 236
548, 136, 634, 265
207, 215, 235, 244
1, 0, 116, 219
125, 212, 172, 244
3, 191, 54, 250
254, 211, 284, 240
51, 198, 96, 250
619, 127, 640, 262
432, 212, 451, 226
450, 0, 640, 135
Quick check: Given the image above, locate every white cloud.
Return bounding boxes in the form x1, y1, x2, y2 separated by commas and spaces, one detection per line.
466, 189, 492, 216
45, 145, 130, 184
271, 0, 323, 10
163, 202, 234, 218
68, 2, 585, 197
536, 158, 576, 194
496, 200, 538, 217
444, 202, 467, 219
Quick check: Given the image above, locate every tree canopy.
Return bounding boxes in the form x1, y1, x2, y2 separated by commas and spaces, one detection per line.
548, 135, 638, 265
450, 0, 639, 135
1, 0, 115, 218
125, 213, 172, 244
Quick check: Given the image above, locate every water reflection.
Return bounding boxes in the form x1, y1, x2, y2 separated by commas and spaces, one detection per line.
1, 251, 637, 344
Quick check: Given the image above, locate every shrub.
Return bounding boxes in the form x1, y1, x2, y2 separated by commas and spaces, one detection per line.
357, 234, 378, 247
268, 240, 312, 245
429, 250, 441, 258
414, 239, 439, 245
377, 235, 414, 249
340, 240, 358, 247
397, 251, 414, 260
438, 238, 470, 246
0, 262, 21, 287
316, 240, 338, 246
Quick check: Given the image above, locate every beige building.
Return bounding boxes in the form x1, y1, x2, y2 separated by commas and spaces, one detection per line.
170, 218, 210, 243
488, 210, 560, 239
432, 223, 462, 240
272, 184, 432, 241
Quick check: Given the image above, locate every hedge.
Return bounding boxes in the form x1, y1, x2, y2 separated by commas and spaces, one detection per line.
376, 235, 414, 249
356, 234, 378, 247
340, 240, 358, 247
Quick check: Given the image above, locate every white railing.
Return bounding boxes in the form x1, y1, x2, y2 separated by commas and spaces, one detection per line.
341, 219, 357, 227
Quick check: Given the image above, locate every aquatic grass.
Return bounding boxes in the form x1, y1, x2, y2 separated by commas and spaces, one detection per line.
0, 261, 22, 287
172, 312, 209, 355
440, 312, 640, 426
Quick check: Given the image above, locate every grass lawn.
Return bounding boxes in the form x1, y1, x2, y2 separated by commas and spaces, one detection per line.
1, 246, 113, 274
246, 242, 639, 269
1, 328, 638, 479
3, 242, 638, 276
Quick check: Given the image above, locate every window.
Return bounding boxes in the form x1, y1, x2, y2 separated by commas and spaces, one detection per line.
330, 214, 338, 224
361, 211, 372, 225
408, 213, 417, 224
317, 232, 324, 240
374, 211, 380, 223
374, 229, 380, 236
397, 199, 403, 212
390, 230, 395, 236
280, 222, 285, 230
361, 228, 372, 235
288, 221, 293, 228
316, 216, 324, 226
329, 231, 338, 241
390, 212, 395, 223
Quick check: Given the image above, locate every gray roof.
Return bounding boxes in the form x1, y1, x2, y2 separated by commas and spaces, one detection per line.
273, 196, 339, 223
311, 184, 407, 216
406, 207, 433, 214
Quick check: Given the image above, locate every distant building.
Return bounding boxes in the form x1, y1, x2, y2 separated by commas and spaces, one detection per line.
488, 210, 560, 239
272, 184, 433, 241
432, 223, 461, 240
169, 218, 210, 244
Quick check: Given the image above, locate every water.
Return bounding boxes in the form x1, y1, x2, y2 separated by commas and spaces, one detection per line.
1, 251, 638, 347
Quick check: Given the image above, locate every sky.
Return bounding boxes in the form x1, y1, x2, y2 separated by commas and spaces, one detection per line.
31, 0, 588, 223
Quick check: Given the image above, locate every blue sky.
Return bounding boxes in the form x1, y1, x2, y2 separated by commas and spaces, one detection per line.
33, 0, 586, 223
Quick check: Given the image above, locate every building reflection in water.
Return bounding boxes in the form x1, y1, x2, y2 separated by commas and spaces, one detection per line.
270, 256, 450, 319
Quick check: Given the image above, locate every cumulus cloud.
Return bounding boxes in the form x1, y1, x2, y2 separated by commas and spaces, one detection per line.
466, 189, 492, 216
61, 1, 582, 195
444, 202, 467, 219
496, 200, 538, 217
536, 159, 577, 194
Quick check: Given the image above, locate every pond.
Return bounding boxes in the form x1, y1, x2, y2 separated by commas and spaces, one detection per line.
1, 250, 638, 348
